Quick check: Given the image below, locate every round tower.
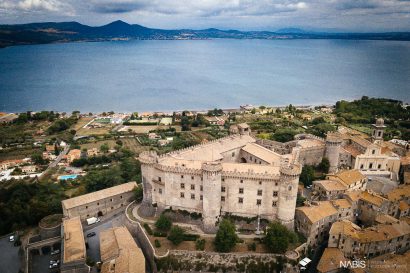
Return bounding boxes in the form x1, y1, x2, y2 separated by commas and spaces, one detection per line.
277, 163, 301, 230
201, 162, 223, 233
325, 134, 342, 174
372, 118, 386, 142
138, 151, 158, 217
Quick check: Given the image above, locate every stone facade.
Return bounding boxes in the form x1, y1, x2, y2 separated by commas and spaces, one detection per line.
139, 130, 301, 233
62, 182, 137, 220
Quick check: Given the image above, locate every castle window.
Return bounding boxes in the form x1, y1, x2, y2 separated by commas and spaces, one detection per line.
238, 197, 243, 204
221, 196, 225, 202
97, 203, 99, 205
181, 175, 184, 179
158, 177, 161, 182
257, 189, 262, 196
240, 180, 243, 183
221, 186, 226, 192
120, 195, 123, 199
378, 131, 381, 137
110, 198, 113, 202
372, 150, 375, 155
180, 192, 185, 198
191, 176, 194, 180
256, 199, 262, 205
191, 184, 195, 190
191, 194, 195, 200
272, 201, 277, 207
86, 206, 88, 209
159, 188, 162, 194
360, 164, 364, 169
273, 191, 278, 197
200, 195, 203, 200
259, 181, 262, 185
200, 185, 203, 191
239, 188, 244, 194
288, 186, 292, 191
378, 164, 381, 169
181, 183, 185, 189
275, 182, 278, 186
232, 152, 235, 157
369, 163, 373, 169
222, 178, 225, 182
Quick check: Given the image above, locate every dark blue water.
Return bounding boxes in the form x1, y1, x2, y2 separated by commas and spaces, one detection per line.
0, 39, 409, 112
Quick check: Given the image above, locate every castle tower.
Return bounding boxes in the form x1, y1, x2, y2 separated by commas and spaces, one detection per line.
201, 162, 223, 233
277, 163, 301, 230
325, 134, 342, 174
138, 151, 158, 217
372, 118, 386, 142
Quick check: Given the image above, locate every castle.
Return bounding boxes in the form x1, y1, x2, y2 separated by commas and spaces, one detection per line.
139, 118, 400, 233
139, 124, 301, 233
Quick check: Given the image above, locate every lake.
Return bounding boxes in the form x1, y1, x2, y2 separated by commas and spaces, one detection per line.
0, 39, 409, 112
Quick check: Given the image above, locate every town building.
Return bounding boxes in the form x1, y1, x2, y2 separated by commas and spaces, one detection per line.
316, 247, 350, 273
295, 199, 354, 247
328, 219, 410, 259
351, 251, 410, 273
313, 169, 367, 200
61, 182, 137, 220
21, 165, 37, 174
60, 217, 88, 273
87, 148, 99, 157
0, 159, 24, 170
100, 226, 145, 273
66, 149, 82, 163
139, 126, 301, 233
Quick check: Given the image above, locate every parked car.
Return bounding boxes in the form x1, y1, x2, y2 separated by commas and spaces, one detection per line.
9, 235, 15, 242
49, 260, 60, 265
49, 262, 59, 269
50, 249, 60, 255
87, 232, 96, 238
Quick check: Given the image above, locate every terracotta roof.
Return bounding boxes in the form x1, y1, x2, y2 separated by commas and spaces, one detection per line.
317, 248, 349, 273
375, 214, 399, 225
387, 185, 410, 202
352, 252, 410, 273
359, 191, 388, 207
399, 201, 410, 211
329, 169, 365, 186
329, 220, 361, 240
241, 143, 281, 164
331, 199, 352, 209
100, 226, 145, 273
349, 135, 372, 149
63, 217, 86, 263
314, 180, 347, 192
62, 182, 137, 210
342, 145, 362, 157
296, 201, 338, 224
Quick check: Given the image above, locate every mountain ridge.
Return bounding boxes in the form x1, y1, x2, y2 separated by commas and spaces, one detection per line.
1, 20, 409, 48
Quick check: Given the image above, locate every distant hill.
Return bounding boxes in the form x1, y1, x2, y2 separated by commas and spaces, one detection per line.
1, 20, 409, 48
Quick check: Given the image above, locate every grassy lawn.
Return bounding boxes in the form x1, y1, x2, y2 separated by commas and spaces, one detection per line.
122, 138, 149, 154
121, 125, 182, 134
79, 139, 117, 150
72, 117, 93, 131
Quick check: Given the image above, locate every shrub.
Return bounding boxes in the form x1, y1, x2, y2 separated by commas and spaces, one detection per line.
264, 222, 298, 253
247, 242, 256, 251
153, 231, 167, 237
143, 223, 153, 235
154, 239, 161, 248
155, 214, 172, 232
195, 239, 206, 251
167, 226, 185, 245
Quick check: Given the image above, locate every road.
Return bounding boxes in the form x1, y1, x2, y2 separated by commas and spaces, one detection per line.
0, 235, 21, 273
49, 145, 70, 169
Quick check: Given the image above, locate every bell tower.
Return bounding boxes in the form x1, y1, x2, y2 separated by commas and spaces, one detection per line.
372, 118, 385, 142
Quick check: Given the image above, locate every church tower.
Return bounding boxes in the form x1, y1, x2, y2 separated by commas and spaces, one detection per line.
372, 118, 386, 142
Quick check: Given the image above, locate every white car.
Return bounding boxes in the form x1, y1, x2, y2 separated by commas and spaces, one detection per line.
9, 235, 15, 242
49, 263, 58, 269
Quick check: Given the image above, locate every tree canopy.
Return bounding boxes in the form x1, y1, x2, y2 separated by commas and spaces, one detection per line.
214, 219, 238, 252
264, 222, 297, 253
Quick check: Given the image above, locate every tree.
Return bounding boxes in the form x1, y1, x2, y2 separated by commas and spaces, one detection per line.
270, 129, 298, 143
214, 219, 238, 252
83, 167, 124, 192
31, 152, 46, 165
167, 225, 185, 245
100, 143, 109, 153
300, 165, 315, 187
134, 186, 143, 203
181, 116, 190, 131
264, 222, 297, 253
318, 157, 330, 173
155, 214, 172, 232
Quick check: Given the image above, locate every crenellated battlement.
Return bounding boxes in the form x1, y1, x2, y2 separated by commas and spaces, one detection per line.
280, 163, 302, 179
202, 162, 223, 173
154, 164, 203, 175
294, 133, 325, 142
138, 150, 158, 164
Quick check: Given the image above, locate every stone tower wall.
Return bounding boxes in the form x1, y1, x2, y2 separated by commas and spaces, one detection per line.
277, 165, 301, 229
325, 138, 342, 174
201, 162, 223, 233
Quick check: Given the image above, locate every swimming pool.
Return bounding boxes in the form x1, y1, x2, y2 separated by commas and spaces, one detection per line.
59, 174, 79, 180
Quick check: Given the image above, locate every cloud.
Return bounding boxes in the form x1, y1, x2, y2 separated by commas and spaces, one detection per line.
334, 0, 380, 10
0, 0, 74, 14
89, 0, 150, 14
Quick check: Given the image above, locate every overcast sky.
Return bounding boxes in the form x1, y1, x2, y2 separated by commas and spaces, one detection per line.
1, 0, 409, 32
